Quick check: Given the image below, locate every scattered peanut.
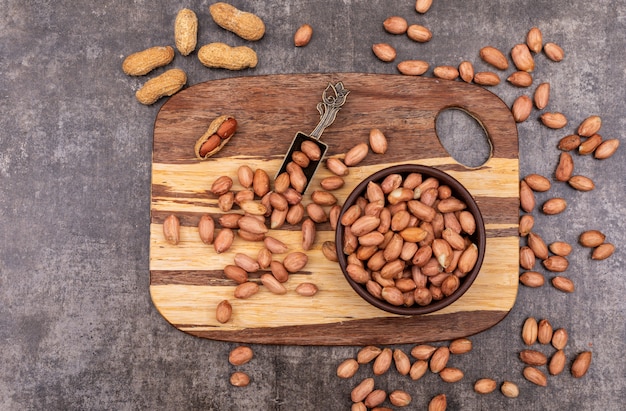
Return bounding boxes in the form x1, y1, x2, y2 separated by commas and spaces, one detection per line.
479, 46, 509, 70
407, 24, 432, 43
294, 24, 313, 47
383, 16, 408, 35
229, 371, 250, 387
163, 214, 180, 245
135, 68, 186, 105
174, 9, 198, 56
397, 60, 429, 76
372, 43, 396, 62
198, 43, 258, 70
122, 46, 174, 76
209, 2, 265, 41
229, 346, 253, 366
571, 351, 592, 378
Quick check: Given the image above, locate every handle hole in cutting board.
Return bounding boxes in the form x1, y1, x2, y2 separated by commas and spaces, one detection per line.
435, 108, 492, 168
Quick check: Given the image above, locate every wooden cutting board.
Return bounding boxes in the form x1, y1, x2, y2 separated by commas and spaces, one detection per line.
150, 73, 519, 346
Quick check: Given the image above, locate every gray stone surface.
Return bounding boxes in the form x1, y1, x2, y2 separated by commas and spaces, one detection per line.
1, 1, 624, 410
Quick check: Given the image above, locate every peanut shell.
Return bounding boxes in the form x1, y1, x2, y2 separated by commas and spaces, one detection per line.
174, 9, 198, 56
122, 46, 174, 76
198, 42, 258, 70
209, 2, 265, 41
135, 68, 186, 105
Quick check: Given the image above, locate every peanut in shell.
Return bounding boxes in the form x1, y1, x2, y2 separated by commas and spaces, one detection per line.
122, 46, 174, 76
194, 115, 237, 159
198, 42, 258, 71
209, 2, 265, 41
174, 9, 197, 56
135, 68, 186, 105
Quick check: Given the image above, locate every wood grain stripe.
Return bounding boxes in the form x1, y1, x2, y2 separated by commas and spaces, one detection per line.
177, 310, 509, 346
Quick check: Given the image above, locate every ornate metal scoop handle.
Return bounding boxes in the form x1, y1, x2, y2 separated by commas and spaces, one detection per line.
309, 82, 350, 139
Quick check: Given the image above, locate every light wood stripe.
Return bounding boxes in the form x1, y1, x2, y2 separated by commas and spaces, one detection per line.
151, 156, 519, 204
150, 236, 518, 329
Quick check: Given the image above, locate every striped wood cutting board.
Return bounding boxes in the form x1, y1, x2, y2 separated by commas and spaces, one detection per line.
150, 73, 519, 345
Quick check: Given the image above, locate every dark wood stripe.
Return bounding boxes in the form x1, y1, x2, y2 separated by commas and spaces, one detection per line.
488, 227, 519, 238
150, 269, 314, 286
153, 73, 519, 165
476, 196, 519, 225
177, 310, 510, 346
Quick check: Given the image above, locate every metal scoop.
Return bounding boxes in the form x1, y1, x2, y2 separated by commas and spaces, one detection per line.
275, 81, 349, 193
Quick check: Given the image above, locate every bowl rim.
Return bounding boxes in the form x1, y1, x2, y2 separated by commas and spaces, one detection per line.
335, 164, 486, 315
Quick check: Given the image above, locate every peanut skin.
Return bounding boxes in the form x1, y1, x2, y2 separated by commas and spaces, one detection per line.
198, 43, 257, 70
135, 68, 186, 105
209, 2, 265, 41
122, 46, 174, 76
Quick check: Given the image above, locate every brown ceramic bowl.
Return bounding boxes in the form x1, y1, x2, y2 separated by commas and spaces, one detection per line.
335, 164, 486, 315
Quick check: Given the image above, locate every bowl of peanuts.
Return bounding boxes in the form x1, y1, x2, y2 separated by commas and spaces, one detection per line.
335, 164, 486, 315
